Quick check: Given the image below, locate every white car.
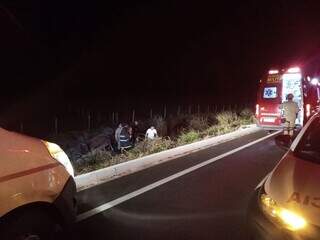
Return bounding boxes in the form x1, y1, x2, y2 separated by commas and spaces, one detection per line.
248, 112, 320, 239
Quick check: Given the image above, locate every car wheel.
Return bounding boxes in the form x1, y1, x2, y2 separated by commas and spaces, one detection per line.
1, 207, 62, 240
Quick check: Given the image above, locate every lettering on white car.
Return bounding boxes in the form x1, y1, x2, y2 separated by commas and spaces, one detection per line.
287, 192, 320, 208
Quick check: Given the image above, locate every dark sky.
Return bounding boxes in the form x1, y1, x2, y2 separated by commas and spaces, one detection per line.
2, 0, 320, 131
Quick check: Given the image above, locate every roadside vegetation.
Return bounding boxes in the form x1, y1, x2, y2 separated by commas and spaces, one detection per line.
74, 109, 254, 175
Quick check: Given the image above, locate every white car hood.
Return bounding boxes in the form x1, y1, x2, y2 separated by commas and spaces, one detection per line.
265, 151, 320, 226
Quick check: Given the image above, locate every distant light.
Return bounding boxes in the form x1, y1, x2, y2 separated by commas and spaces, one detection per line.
311, 78, 319, 85
287, 67, 301, 73
269, 70, 279, 74
282, 73, 302, 81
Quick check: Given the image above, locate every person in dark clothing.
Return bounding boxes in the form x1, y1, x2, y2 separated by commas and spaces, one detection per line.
131, 120, 139, 145
119, 124, 132, 151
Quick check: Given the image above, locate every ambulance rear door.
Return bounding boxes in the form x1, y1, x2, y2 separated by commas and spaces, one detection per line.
257, 72, 282, 127
282, 68, 304, 126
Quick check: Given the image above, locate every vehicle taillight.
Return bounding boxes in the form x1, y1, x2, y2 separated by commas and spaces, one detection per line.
256, 104, 260, 116
306, 104, 311, 118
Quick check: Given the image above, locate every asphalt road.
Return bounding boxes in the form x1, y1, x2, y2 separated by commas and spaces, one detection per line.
71, 130, 286, 240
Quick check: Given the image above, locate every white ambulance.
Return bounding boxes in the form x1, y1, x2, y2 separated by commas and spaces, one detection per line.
248, 112, 320, 239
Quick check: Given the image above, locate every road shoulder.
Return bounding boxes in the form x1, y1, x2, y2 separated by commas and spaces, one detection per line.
75, 125, 260, 191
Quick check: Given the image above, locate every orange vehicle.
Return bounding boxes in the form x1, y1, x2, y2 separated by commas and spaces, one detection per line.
0, 128, 76, 239
255, 67, 320, 130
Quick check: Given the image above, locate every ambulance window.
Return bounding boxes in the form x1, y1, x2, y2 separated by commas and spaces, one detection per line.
263, 87, 277, 99
295, 117, 320, 164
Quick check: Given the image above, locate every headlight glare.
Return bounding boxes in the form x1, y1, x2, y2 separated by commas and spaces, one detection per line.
43, 141, 74, 177
278, 209, 307, 231
260, 193, 307, 231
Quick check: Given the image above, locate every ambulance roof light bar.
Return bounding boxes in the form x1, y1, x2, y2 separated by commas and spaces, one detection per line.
268, 70, 279, 74
287, 67, 301, 73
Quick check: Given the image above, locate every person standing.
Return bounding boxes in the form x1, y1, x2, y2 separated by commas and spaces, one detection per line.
280, 93, 299, 136
145, 126, 158, 140
115, 123, 123, 150
119, 124, 132, 150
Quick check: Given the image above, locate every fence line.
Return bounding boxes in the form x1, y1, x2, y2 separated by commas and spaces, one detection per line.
13, 103, 254, 136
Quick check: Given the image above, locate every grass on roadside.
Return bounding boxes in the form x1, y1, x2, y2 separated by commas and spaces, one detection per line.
177, 130, 200, 145
74, 109, 254, 175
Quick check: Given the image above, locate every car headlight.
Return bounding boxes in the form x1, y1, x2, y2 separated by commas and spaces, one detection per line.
43, 141, 74, 177
260, 193, 307, 231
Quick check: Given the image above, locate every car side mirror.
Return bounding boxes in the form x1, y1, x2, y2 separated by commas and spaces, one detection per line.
275, 135, 292, 151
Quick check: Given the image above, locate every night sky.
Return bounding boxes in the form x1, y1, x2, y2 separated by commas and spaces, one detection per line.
2, 1, 320, 134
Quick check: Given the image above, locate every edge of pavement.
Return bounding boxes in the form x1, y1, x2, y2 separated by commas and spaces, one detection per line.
75, 124, 262, 191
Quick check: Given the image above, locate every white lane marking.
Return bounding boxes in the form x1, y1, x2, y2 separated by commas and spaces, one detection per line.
77, 130, 281, 222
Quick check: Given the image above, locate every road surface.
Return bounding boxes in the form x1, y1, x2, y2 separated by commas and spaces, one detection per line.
71, 130, 285, 240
